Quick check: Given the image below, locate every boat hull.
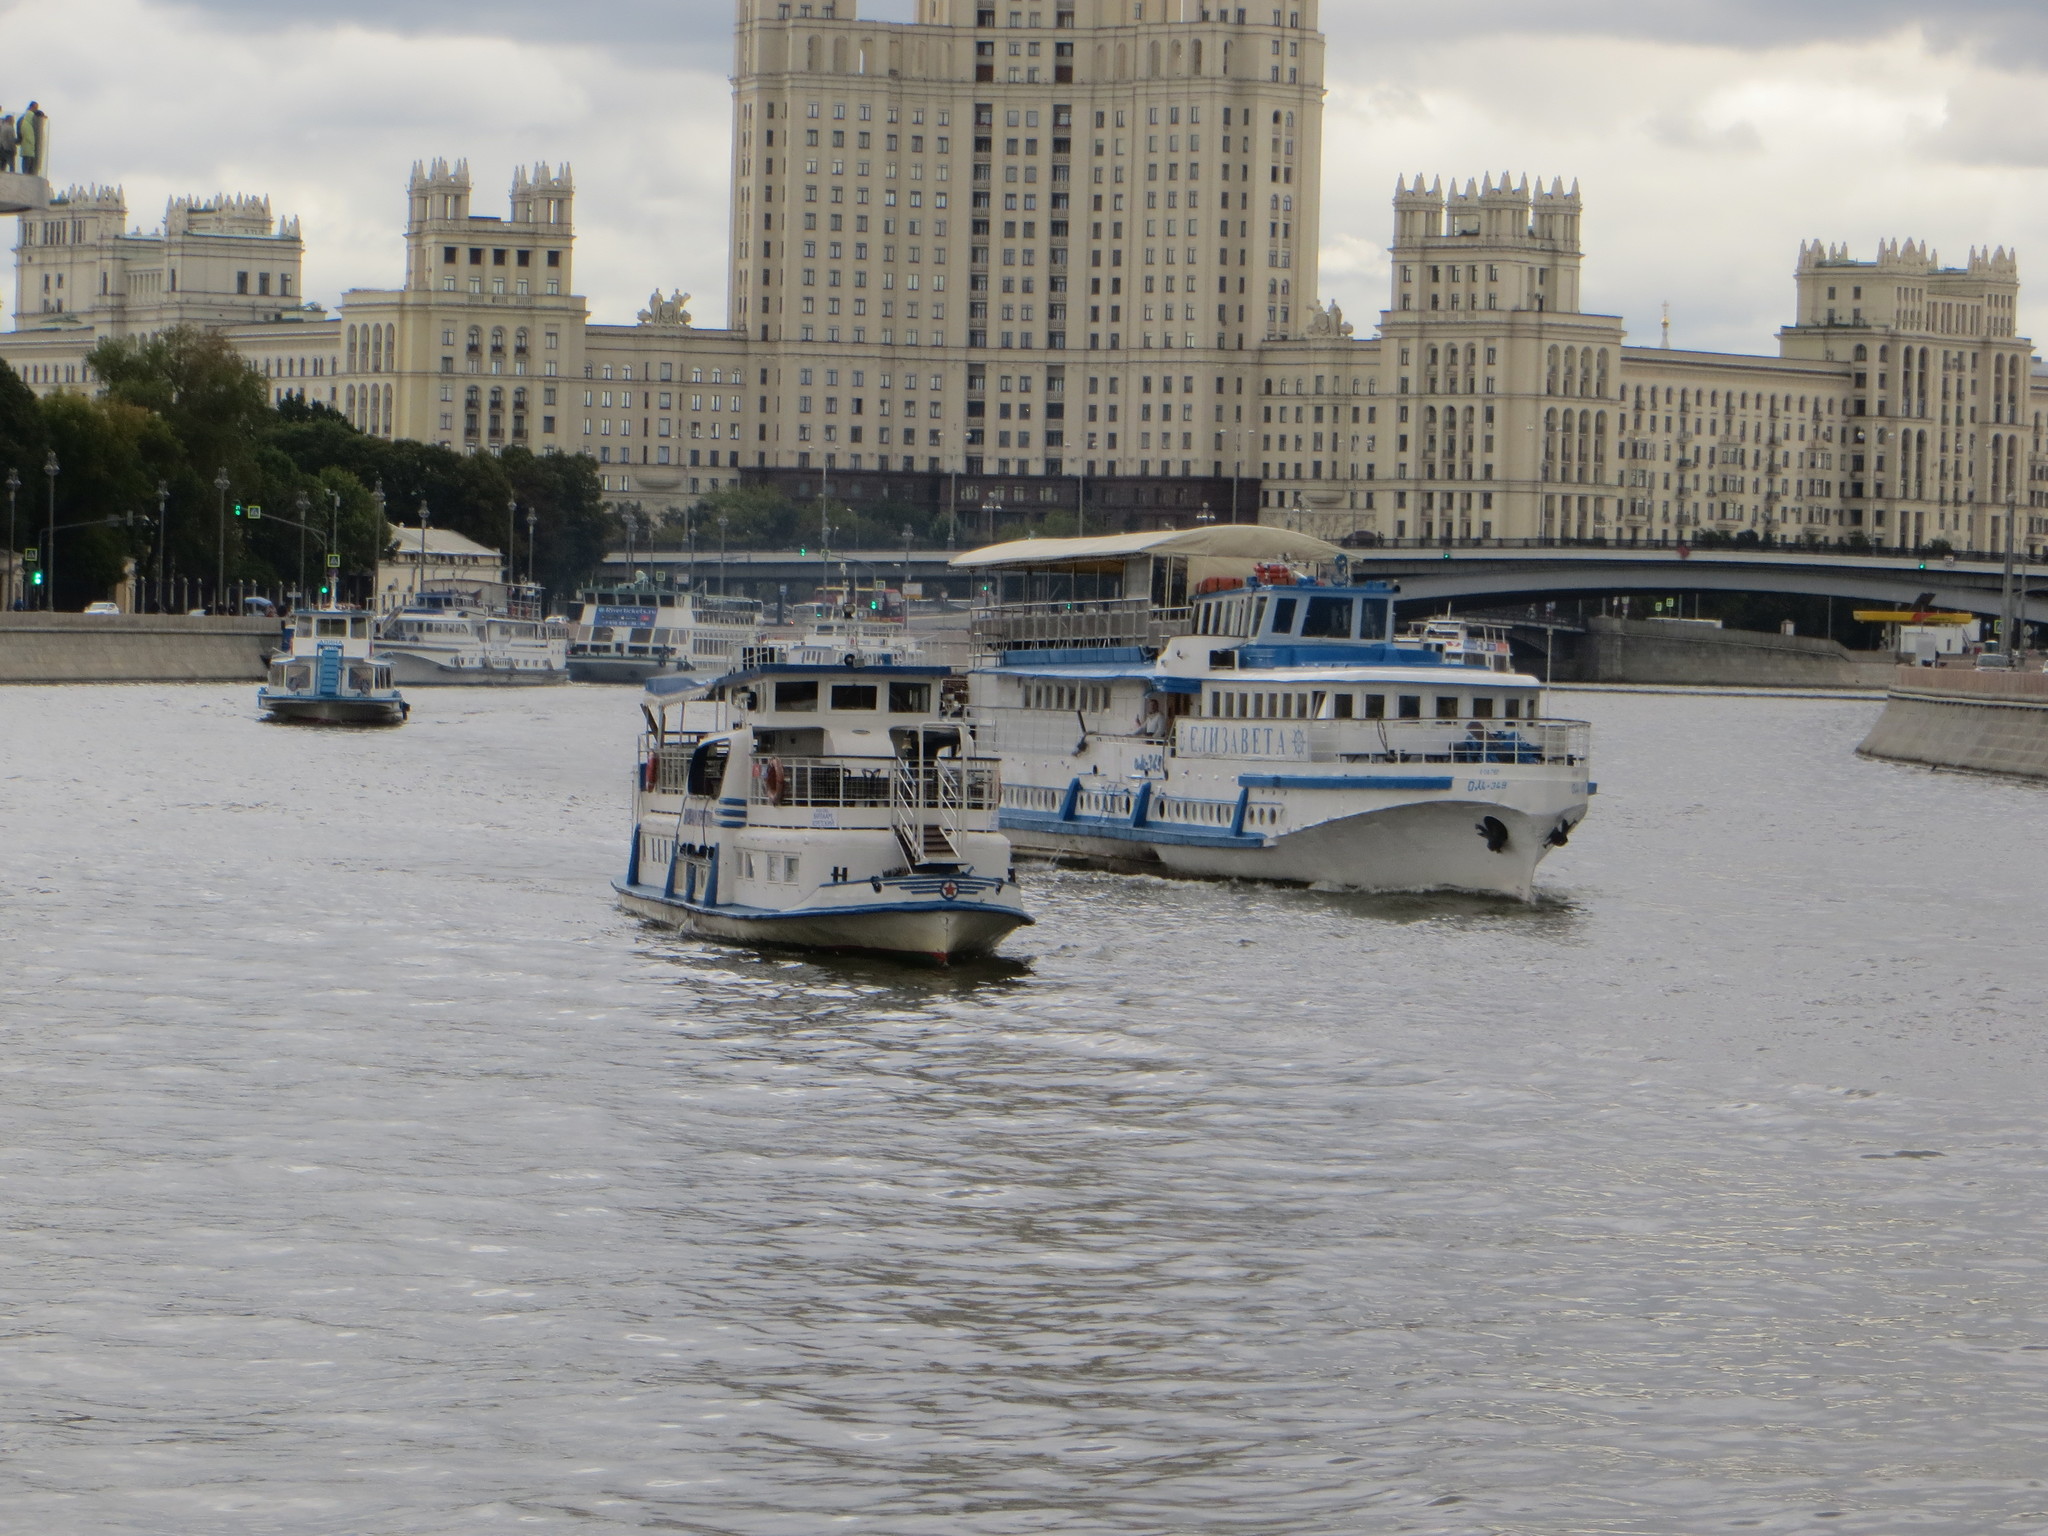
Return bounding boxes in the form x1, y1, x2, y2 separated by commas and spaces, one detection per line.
568, 656, 680, 685
615, 879, 1031, 962
381, 650, 568, 687
259, 693, 409, 726
1004, 797, 1575, 899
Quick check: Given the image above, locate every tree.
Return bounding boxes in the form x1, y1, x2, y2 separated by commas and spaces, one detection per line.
38, 393, 179, 609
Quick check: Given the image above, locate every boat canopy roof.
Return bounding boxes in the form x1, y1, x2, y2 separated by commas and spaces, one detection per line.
699, 662, 952, 691
949, 526, 1342, 571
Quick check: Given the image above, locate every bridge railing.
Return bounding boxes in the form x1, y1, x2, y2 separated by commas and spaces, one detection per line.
1331, 534, 2037, 564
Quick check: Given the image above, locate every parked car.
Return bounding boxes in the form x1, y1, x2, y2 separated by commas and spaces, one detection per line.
82, 601, 121, 615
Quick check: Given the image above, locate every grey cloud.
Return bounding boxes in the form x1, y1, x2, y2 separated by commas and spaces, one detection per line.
155, 0, 919, 58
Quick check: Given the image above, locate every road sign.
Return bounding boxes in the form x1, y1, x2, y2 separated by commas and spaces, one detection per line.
326, 554, 341, 568
22, 547, 36, 563
247, 505, 263, 521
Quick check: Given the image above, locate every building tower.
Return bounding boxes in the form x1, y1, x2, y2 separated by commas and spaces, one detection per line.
729, 0, 1331, 502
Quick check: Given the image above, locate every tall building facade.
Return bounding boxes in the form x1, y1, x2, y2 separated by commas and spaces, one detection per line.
4, 0, 2046, 552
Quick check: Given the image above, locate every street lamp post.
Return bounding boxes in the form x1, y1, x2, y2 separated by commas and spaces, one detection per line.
295, 490, 311, 607
718, 514, 729, 594
525, 508, 537, 586
506, 498, 518, 591
213, 466, 231, 613
4, 466, 18, 611
155, 480, 169, 613
44, 451, 59, 612
901, 523, 914, 594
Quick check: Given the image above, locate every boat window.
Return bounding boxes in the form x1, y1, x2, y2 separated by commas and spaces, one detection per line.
1250, 596, 1268, 635
1332, 693, 1353, 719
315, 618, 347, 637
1301, 597, 1353, 639
1398, 695, 1422, 719
830, 683, 879, 710
775, 681, 820, 712
888, 681, 933, 713
1270, 597, 1298, 634
1436, 697, 1460, 719
1505, 698, 1522, 720
687, 739, 731, 797
1310, 691, 1327, 718
350, 618, 368, 638
1358, 601, 1391, 641
1472, 697, 1494, 719
1365, 694, 1386, 719
631, 628, 654, 644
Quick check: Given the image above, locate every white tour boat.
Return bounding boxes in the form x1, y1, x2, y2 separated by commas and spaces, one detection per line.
562, 582, 766, 685
375, 582, 569, 686
258, 608, 409, 725
744, 617, 927, 670
956, 529, 1592, 899
616, 660, 1032, 962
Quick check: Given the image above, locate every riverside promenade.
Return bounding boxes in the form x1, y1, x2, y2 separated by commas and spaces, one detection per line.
1859, 666, 2048, 778
0, 613, 279, 683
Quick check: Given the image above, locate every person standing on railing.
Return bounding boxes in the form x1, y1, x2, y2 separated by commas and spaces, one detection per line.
0, 110, 17, 173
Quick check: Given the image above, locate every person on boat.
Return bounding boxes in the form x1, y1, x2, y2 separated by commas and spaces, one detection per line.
1137, 695, 1166, 740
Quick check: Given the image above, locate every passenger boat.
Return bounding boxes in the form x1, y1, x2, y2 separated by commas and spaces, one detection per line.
615, 660, 1032, 962
955, 528, 1592, 899
257, 608, 409, 725
374, 581, 569, 686
744, 617, 927, 669
561, 581, 765, 685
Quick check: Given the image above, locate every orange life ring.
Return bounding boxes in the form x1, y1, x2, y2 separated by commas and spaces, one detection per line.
643, 756, 659, 791
760, 757, 788, 805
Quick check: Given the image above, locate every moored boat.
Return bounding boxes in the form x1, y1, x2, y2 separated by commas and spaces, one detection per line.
562, 581, 765, 684
375, 582, 569, 686
258, 608, 409, 725
615, 659, 1032, 962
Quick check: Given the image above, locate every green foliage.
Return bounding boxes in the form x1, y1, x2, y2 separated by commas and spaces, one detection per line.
2, 327, 620, 606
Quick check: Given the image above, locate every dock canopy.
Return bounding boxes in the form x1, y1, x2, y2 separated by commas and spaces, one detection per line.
950, 526, 1342, 571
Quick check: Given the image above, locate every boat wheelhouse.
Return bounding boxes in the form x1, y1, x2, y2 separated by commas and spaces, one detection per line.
956, 531, 1593, 899
561, 582, 766, 685
258, 608, 409, 725
615, 661, 1031, 962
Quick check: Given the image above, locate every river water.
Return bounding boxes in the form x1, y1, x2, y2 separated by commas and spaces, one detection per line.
3, 683, 2047, 1536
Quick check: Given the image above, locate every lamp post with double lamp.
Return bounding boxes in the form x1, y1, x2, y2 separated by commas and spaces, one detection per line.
4, 467, 18, 611
718, 514, 730, 595
526, 508, 537, 586
505, 498, 518, 592
213, 467, 231, 612
901, 523, 914, 596
44, 451, 59, 612
294, 490, 311, 606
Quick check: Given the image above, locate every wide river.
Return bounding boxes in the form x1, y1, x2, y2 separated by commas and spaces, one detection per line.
3, 683, 2046, 1536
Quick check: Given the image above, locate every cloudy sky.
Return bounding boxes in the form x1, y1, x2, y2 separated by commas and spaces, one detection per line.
9, 0, 2048, 357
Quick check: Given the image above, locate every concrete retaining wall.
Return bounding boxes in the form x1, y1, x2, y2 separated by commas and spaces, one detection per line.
1859, 667, 2048, 778
1568, 616, 1870, 688
0, 614, 280, 683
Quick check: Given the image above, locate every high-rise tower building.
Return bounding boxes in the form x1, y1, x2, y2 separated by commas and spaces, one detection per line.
730, 0, 1327, 508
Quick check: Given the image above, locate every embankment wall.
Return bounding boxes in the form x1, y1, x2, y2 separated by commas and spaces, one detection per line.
1565, 617, 1877, 688
1859, 667, 2048, 779
0, 614, 278, 683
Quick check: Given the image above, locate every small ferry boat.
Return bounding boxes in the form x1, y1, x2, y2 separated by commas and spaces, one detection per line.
615, 660, 1032, 962
375, 582, 569, 686
561, 581, 765, 685
258, 608, 409, 725
955, 529, 1592, 899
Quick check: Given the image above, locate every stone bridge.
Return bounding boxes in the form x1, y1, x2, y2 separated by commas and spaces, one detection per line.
1337, 546, 2048, 624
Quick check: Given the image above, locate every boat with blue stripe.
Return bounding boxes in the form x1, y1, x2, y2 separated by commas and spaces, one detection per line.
257, 608, 409, 726
955, 528, 1592, 899
615, 659, 1033, 962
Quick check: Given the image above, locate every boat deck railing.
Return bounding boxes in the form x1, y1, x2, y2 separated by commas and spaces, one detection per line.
1175, 716, 1592, 766
972, 597, 1193, 657
748, 755, 1002, 812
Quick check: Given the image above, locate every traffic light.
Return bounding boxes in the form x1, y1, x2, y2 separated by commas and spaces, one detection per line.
30, 571, 43, 586
234, 502, 244, 518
